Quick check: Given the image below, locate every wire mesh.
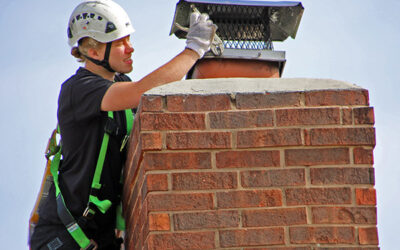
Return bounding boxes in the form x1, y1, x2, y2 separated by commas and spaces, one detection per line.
197, 3, 274, 50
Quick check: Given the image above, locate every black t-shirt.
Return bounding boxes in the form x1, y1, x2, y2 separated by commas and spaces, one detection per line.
39, 67, 133, 243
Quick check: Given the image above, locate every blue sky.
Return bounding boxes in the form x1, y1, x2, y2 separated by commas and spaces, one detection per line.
0, 0, 398, 249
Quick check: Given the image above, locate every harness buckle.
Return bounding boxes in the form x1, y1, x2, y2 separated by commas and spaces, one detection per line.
82, 206, 95, 220
104, 117, 120, 136
120, 135, 130, 152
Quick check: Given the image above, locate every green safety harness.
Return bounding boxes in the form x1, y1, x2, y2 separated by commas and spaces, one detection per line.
49, 109, 134, 249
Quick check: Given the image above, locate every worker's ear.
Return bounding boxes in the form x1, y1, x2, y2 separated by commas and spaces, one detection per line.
87, 47, 102, 60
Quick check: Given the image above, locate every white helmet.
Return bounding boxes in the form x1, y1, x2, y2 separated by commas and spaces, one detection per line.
67, 0, 135, 47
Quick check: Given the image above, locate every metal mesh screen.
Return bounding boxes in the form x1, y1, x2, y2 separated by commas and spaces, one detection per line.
197, 4, 273, 50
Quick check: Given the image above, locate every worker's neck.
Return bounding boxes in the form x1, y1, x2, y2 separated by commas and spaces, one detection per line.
85, 62, 115, 82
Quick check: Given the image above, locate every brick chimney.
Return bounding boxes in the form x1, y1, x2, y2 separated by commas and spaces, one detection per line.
122, 78, 378, 249
122, 1, 378, 249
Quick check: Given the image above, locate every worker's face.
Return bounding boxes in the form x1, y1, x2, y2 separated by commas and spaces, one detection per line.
108, 35, 134, 73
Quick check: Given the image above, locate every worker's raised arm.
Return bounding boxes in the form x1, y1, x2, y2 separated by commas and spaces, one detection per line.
101, 48, 199, 111
101, 12, 216, 111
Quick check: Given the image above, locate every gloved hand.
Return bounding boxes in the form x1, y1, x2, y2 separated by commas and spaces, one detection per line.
186, 12, 217, 58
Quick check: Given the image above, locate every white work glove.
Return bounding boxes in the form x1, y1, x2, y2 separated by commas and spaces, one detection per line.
186, 12, 217, 58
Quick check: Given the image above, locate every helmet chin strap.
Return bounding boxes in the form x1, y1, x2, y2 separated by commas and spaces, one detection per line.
84, 42, 115, 73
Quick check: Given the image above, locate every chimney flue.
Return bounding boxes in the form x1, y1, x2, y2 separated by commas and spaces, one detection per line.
170, 0, 304, 79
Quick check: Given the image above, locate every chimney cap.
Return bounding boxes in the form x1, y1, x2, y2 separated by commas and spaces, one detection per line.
179, 0, 301, 7
170, 0, 304, 42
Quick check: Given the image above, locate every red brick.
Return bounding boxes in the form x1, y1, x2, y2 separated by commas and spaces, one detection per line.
140, 113, 205, 131
132, 200, 148, 245
236, 92, 302, 109
125, 130, 141, 174
354, 107, 375, 125
312, 207, 377, 224
245, 248, 311, 250
124, 164, 145, 219
209, 110, 273, 129
167, 94, 231, 112
216, 150, 280, 169
147, 232, 215, 250
173, 211, 239, 230
354, 147, 374, 164
359, 227, 379, 245
286, 188, 351, 206
356, 188, 377, 205
305, 89, 369, 106
149, 213, 170, 231
145, 174, 168, 192
285, 148, 349, 166
132, 225, 144, 250
310, 168, 375, 185
142, 221, 150, 249
126, 117, 141, 161
167, 132, 231, 149
290, 226, 355, 244
237, 129, 302, 148
241, 169, 305, 187
342, 108, 353, 125
172, 172, 237, 190
220, 228, 285, 247
144, 152, 211, 171
141, 95, 163, 112
125, 190, 140, 231
243, 208, 307, 227
305, 128, 376, 146
315, 248, 378, 250
141, 132, 162, 151
276, 108, 340, 126
217, 190, 282, 208
147, 193, 214, 211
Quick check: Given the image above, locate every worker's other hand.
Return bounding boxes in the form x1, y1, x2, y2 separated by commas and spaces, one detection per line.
186, 12, 217, 58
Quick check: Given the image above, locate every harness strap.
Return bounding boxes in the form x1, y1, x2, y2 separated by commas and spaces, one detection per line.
116, 109, 134, 231
50, 128, 94, 249
84, 42, 115, 73
85, 109, 134, 219
52, 109, 135, 247
125, 109, 134, 135
86, 111, 114, 215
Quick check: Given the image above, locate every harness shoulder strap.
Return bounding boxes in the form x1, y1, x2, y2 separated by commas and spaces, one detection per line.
125, 109, 134, 135
87, 111, 114, 215
116, 109, 134, 231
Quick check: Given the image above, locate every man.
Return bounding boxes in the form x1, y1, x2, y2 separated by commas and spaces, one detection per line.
30, 0, 216, 249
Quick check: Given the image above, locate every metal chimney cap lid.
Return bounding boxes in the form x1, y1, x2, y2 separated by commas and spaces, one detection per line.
180, 0, 302, 7
170, 0, 304, 42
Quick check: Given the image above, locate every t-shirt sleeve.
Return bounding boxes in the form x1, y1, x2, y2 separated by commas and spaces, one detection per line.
115, 73, 132, 82
71, 77, 112, 121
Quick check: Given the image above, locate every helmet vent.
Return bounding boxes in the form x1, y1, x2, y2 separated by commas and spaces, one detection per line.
68, 28, 73, 39
105, 22, 117, 33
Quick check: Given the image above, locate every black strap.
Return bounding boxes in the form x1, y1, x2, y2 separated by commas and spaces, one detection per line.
84, 42, 115, 73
